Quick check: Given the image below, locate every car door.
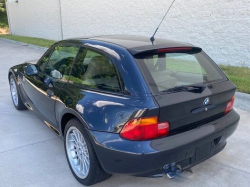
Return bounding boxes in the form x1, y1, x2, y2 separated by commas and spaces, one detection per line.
20, 47, 53, 112
36, 43, 80, 127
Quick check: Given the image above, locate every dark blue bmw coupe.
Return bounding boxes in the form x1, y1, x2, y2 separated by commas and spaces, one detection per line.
8, 35, 240, 185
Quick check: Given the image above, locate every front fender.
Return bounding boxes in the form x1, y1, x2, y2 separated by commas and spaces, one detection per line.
8, 65, 20, 81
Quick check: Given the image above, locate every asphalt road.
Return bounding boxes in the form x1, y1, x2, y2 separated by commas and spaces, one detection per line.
0, 39, 249, 187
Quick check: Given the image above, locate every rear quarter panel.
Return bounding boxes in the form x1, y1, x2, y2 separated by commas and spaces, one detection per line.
55, 83, 158, 133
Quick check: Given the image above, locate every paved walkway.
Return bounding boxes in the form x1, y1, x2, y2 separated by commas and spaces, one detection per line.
0, 39, 249, 187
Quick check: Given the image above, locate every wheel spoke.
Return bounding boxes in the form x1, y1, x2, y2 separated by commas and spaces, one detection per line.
78, 158, 82, 170
82, 160, 88, 174
72, 155, 78, 159
83, 159, 88, 174
77, 130, 82, 143
76, 159, 80, 167
70, 147, 77, 152
73, 130, 79, 142
70, 133, 77, 143
69, 139, 77, 147
82, 154, 88, 163
84, 148, 89, 156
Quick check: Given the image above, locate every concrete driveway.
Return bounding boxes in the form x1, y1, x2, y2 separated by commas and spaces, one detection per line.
0, 39, 249, 187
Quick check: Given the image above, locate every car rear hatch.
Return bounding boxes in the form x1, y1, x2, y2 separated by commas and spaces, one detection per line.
133, 47, 236, 134
154, 81, 235, 134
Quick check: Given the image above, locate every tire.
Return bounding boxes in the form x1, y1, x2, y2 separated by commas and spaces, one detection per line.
9, 74, 27, 110
64, 118, 111, 186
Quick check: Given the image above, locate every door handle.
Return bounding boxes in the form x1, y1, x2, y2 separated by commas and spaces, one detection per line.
46, 89, 54, 97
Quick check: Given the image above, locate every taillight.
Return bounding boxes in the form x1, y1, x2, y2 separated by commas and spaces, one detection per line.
157, 47, 193, 53
225, 95, 235, 114
120, 116, 170, 141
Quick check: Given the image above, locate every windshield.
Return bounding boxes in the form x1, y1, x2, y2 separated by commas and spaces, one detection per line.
135, 51, 226, 94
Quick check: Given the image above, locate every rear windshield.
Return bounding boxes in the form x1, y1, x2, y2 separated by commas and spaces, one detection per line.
135, 51, 226, 94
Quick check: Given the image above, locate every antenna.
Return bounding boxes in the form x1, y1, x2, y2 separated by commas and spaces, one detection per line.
150, 0, 177, 43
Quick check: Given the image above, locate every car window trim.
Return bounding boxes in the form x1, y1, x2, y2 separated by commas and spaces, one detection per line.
66, 81, 129, 97
68, 45, 127, 95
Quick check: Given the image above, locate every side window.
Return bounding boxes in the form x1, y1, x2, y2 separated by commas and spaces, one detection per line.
69, 47, 121, 93
37, 50, 52, 72
44, 45, 79, 81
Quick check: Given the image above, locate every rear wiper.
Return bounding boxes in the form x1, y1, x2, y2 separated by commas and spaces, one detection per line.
163, 85, 206, 93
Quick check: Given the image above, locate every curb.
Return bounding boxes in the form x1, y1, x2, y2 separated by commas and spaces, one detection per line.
0, 38, 49, 52
235, 92, 250, 111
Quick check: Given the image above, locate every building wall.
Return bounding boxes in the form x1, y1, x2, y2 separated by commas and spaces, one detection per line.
6, 0, 250, 66
7, 0, 62, 40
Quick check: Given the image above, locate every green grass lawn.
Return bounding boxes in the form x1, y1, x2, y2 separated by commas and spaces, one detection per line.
219, 65, 250, 94
0, 34, 249, 94
166, 59, 250, 94
0, 34, 56, 48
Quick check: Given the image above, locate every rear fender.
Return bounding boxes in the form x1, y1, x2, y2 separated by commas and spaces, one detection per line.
56, 102, 89, 137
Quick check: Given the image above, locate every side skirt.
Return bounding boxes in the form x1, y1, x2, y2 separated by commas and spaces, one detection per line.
44, 121, 61, 136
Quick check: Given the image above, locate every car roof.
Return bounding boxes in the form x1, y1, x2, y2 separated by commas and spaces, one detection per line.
66, 35, 198, 55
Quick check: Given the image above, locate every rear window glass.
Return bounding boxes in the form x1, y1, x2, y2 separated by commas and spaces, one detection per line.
135, 51, 226, 94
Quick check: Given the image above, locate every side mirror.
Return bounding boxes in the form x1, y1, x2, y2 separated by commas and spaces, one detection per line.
25, 64, 38, 76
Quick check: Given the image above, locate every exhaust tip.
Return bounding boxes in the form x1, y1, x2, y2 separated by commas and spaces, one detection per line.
163, 163, 182, 179
166, 172, 176, 179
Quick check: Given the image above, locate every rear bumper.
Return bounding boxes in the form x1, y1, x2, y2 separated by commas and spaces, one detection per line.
89, 109, 240, 176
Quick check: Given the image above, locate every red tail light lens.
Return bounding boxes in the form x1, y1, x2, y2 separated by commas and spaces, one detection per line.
225, 95, 235, 114
120, 117, 170, 141
157, 47, 193, 53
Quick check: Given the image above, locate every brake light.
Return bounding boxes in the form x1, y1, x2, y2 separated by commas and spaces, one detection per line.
157, 47, 193, 53
120, 117, 170, 140
225, 95, 235, 114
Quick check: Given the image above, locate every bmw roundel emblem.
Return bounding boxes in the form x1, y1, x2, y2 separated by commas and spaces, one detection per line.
203, 97, 210, 106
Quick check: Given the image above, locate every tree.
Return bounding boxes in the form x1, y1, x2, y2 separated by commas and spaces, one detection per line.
0, 0, 8, 30
0, 0, 6, 11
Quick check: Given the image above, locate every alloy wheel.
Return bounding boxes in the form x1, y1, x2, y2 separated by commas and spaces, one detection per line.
10, 78, 18, 106
66, 126, 90, 179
